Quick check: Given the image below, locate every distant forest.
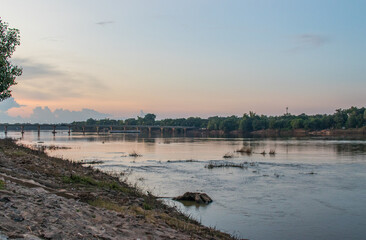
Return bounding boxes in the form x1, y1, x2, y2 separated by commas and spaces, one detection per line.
73, 107, 366, 132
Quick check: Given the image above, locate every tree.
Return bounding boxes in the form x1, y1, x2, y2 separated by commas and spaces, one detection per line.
143, 113, 156, 125
0, 19, 22, 101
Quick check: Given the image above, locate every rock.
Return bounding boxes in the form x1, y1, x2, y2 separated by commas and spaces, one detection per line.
173, 192, 212, 204
0, 197, 10, 203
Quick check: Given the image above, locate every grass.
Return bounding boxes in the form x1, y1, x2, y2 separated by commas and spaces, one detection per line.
62, 174, 131, 193
0, 180, 5, 190
79, 160, 104, 165
3, 149, 27, 157
206, 162, 247, 169
143, 202, 153, 210
89, 198, 128, 213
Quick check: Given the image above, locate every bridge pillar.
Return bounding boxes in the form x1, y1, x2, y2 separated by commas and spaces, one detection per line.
136, 127, 139, 131
160, 127, 164, 135
21, 125, 24, 135
124, 126, 126, 131
37, 125, 40, 135
148, 127, 152, 134
68, 126, 71, 135
52, 125, 56, 135
172, 128, 175, 135
82, 126, 85, 135
4, 125, 7, 135
96, 126, 99, 134
184, 128, 187, 136
110, 126, 113, 131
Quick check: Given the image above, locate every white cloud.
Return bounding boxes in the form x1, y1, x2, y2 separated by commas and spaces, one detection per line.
0, 98, 111, 123
28, 107, 111, 123
0, 97, 24, 112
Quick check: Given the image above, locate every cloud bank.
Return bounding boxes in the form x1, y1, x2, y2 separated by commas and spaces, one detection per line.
0, 98, 111, 124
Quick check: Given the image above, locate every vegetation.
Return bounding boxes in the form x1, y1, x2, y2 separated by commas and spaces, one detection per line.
0, 19, 22, 101
206, 162, 247, 169
129, 150, 142, 157
236, 146, 253, 154
0, 179, 5, 189
223, 152, 234, 158
62, 174, 131, 193
71, 107, 366, 133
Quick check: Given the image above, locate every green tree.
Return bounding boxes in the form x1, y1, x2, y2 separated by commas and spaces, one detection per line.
143, 113, 156, 125
0, 19, 22, 101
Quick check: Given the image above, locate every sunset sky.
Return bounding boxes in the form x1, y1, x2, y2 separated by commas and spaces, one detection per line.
0, 0, 365, 122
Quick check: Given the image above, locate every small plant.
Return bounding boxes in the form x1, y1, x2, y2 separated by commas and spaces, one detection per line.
129, 150, 142, 157
222, 152, 234, 158
269, 149, 276, 155
80, 160, 104, 165
143, 202, 152, 210
62, 174, 98, 186
46, 145, 71, 150
235, 146, 253, 155
260, 150, 266, 155
0, 179, 5, 189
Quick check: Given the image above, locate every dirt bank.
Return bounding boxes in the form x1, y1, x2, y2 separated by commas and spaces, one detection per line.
0, 138, 234, 240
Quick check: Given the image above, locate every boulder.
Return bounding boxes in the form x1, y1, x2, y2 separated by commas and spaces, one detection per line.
173, 192, 212, 204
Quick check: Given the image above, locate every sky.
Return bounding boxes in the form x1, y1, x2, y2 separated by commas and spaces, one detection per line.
0, 0, 365, 123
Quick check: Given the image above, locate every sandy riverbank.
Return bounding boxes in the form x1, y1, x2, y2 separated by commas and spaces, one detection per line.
0, 138, 234, 240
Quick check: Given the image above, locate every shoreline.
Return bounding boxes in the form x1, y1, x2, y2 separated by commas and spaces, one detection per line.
0, 138, 234, 239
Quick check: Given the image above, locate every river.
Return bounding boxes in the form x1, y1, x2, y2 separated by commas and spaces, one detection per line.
2, 130, 366, 240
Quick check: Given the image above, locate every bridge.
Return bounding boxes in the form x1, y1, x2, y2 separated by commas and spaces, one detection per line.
0, 124, 197, 135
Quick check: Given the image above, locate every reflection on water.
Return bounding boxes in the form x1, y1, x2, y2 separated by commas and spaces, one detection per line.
2, 131, 366, 240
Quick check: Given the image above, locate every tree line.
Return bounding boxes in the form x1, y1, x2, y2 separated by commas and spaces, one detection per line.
73, 107, 366, 133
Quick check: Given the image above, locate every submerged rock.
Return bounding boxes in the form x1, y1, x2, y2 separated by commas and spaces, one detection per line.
173, 192, 212, 204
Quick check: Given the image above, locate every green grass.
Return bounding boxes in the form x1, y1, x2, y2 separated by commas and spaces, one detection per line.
5, 149, 27, 157
143, 202, 152, 210
0, 180, 5, 190
62, 174, 131, 193
89, 198, 127, 213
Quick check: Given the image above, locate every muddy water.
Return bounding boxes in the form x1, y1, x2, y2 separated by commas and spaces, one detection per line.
4, 131, 366, 240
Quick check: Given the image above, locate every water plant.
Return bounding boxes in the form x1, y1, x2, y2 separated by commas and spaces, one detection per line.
129, 150, 142, 157
235, 146, 252, 154
223, 152, 234, 158
205, 162, 247, 169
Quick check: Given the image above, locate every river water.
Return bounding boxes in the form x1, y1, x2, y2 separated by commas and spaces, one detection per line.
3, 131, 366, 240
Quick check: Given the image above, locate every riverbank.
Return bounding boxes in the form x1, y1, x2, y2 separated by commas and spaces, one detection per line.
0, 138, 234, 240
250, 128, 366, 138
